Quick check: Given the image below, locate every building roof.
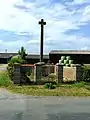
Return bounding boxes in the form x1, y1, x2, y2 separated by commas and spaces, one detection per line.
25, 54, 49, 59
0, 53, 18, 58
0, 53, 49, 59
50, 50, 90, 54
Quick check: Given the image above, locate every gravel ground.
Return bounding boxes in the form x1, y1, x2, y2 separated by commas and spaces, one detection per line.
0, 64, 7, 71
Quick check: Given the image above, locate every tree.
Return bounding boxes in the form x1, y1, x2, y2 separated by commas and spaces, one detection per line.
18, 46, 27, 59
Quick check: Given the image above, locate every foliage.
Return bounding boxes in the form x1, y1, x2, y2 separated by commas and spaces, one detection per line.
9, 55, 25, 64
26, 72, 57, 85
64, 59, 69, 65
69, 60, 73, 64
59, 56, 73, 67
7, 55, 25, 81
71, 81, 86, 87
7, 62, 14, 81
0, 71, 13, 87
7, 81, 90, 96
66, 56, 71, 60
44, 83, 56, 89
26, 72, 34, 82
81, 65, 90, 82
18, 46, 27, 59
48, 73, 57, 82
61, 56, 66, 60
41, 73, 57, 83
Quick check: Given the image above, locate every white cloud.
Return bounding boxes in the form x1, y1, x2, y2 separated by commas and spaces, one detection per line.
80, 5, 90, 22
0, 39, 2, 42
83, 6, 90, 15
81, 46, 88, 50
0, 0, 81, 33
0, 0, 90, 53
66, 0, 90, 23
72, 0, 90, 4
0, 34, 90, 53
27, 40, 39, 44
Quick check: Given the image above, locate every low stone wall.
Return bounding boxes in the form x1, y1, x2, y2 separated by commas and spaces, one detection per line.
75, 65, 82, 81
13, 64, 34, 84
13, 63, 82, 84
63, 67, 76, 82
21, 64, 34, 73
42, 64, 55, 76
55, 64, 82, 83
13, 64, 21, 84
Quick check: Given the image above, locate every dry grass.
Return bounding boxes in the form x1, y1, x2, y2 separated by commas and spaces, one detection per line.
0, 64, 8, 67
7, 82, 90, 96
0, 70, 90, 96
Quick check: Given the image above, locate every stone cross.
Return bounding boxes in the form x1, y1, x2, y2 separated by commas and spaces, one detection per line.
38, 19, 46, 62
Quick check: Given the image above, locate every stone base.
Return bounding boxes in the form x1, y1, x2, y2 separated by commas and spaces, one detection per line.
34, 62, 45, 66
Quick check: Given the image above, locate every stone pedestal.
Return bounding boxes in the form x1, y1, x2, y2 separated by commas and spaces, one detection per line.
56, 63, 63, 83
34, 62, 45, 84
54, 65, 57, 74
13, 63, 21, 84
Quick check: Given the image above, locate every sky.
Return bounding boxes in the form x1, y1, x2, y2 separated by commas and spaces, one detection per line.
0, 0, 90, 54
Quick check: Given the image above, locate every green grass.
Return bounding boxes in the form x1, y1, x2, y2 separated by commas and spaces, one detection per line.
1, 71, 90, 96
0, 71, 13, 87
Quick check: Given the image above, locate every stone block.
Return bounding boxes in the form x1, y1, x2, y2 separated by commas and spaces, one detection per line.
56, 63, 63, 83
13, 64, 21, 84
76, 64, 82, 81
63, 67, 76, 82
34, 62, 44, 83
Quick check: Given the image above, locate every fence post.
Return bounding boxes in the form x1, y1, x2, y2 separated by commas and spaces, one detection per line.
34, 62, 45, 84
13, 63, 21, 84
75, 64, 82, 81
56, 63, 63, 83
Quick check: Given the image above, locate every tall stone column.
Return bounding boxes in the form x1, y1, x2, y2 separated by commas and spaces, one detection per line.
13, 63, 21, 84
56, 63, 63, 83
34, 62, 45, 84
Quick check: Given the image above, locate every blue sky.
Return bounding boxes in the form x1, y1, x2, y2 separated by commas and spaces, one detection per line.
0, 0, 90, 54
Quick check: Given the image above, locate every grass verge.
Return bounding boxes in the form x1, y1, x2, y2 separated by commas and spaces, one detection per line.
1, 71, 90, 96
0, 71, 13, 87
6, 82, 90, 96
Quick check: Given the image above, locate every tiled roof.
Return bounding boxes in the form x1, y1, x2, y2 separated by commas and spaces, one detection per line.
0, 53, 49, 59
50, 50, 90, 54
25, 54, 49, 59
0, 53, 18, 58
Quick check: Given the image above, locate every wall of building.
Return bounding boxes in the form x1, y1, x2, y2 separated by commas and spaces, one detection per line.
25, 58, 49, 64
63, 67, 76, 82
49, 54, 90, 64
0, 58, 10, 64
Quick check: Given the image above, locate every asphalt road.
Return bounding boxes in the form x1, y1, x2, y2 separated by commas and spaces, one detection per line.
0, 89, 90, 120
